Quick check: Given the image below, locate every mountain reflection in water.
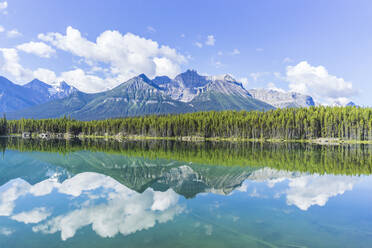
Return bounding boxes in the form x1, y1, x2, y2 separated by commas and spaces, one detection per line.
0, 138, 371, 247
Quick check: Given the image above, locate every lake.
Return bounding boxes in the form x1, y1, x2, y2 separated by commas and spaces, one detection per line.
0, 138, 371, 248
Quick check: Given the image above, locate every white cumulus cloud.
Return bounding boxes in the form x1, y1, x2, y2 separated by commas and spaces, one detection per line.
0, 47, 112, 91
17, 42, 56, 58
59, 68, 112, 93
153, 57, 182, 78
286, 61, 356, 104
0, 26, 187, 92
0, 48, 33, 82
37, 26, 186, 92
32, 68, 58, 84
0, 48, 114, 92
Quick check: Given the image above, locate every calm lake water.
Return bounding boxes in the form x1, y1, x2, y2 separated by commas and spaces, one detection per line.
0, 138, 371, 248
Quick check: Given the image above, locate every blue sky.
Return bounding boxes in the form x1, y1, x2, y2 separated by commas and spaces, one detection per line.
0, 0, 371, 105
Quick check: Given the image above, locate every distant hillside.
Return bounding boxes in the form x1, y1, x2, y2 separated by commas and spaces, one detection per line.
0, 77, 78, 113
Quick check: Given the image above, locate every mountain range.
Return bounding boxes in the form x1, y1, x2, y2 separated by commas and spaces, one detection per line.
0, 76, 77, 113
1, 69, 320, 120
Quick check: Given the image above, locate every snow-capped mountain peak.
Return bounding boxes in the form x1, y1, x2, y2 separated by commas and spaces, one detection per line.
49, 81, 78, 98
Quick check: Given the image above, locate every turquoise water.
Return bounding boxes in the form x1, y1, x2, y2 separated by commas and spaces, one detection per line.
0, 139, 371, 247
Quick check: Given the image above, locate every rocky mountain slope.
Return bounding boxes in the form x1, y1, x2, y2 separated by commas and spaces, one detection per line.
248, 88, 315, 108
6, 71, 273, 120
191, 74, 272, 111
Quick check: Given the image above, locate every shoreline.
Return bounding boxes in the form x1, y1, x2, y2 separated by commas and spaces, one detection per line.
3, 134, 372, 145
79, 135, 372, 144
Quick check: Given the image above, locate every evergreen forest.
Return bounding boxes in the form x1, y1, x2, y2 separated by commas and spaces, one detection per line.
1, 107, 372, 141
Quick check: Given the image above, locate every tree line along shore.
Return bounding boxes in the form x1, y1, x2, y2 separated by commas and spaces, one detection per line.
0, 106, 371, 142
1, 137, 372, 175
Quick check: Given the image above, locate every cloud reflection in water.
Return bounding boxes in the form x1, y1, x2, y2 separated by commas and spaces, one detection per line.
0, 172, 184, 240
